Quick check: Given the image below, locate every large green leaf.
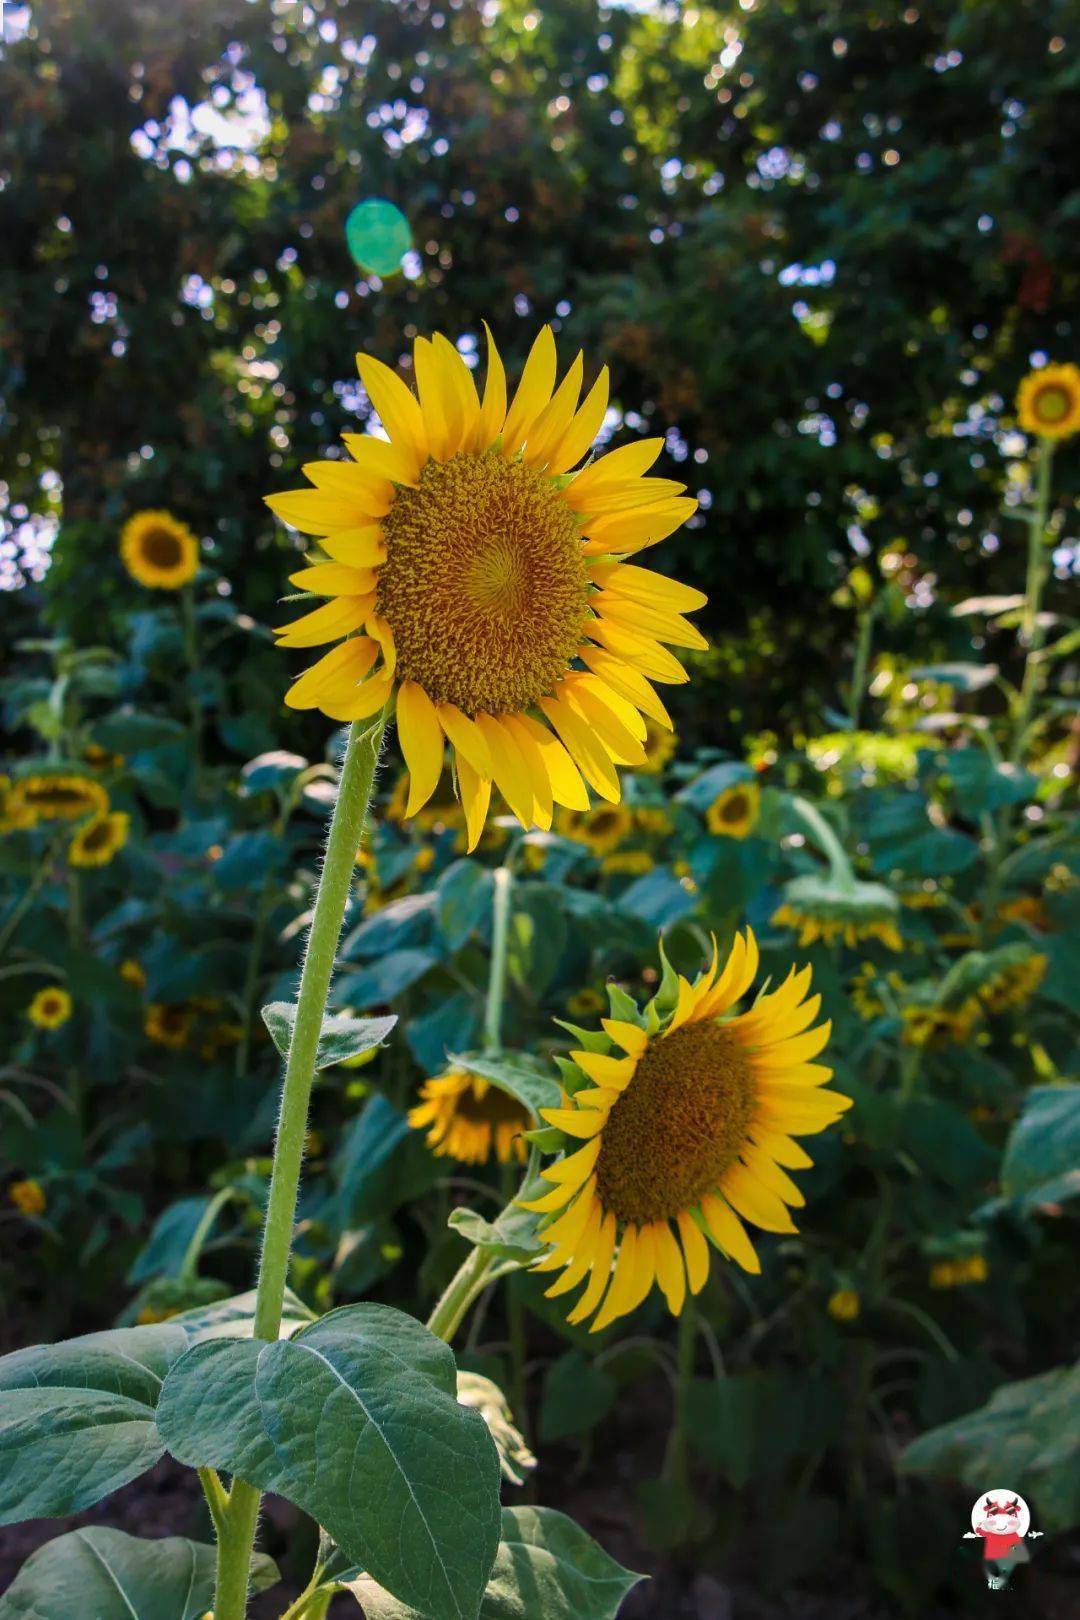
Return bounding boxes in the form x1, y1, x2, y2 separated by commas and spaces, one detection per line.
0, 1527, 277, 1620
346, 1505, 644, 1620
448, 1050, 561, 1121
156, 1303, 501, 1620
902, 1364, 1080, 1532
168, 1285, 316, 1343
261, 1002, 397, 1069
0, 1324, 187, 1524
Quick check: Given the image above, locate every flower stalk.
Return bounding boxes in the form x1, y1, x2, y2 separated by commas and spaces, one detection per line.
1010, 439, 1055, 765
211, 707, 388, 1620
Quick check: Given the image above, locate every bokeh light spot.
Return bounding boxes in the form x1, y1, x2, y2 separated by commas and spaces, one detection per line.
345, 198, 413, 276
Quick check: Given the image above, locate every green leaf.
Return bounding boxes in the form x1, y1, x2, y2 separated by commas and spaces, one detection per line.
345, 1505, 644, 1620
905, 661, 999, 692
506, 886, 567, 997
902, 1364, 1080, 1532
261, 1002, 397, 1069
1000, 1084, 1080, 1210
127, 1195, 214, 1285
0, 1325, 187, 1524
539, 1351, 617, 1442
0, 1527, 277, 1620
450, 1049, 561, 1120
676, 759, 754, 812
157, 1303, 501, 1620
168, 1286, 316, 1343
437, 860, 494, 951
448, 1202, 543, 1263
615, 867, 697, 928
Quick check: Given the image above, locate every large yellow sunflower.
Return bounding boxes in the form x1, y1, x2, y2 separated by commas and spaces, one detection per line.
1016, 362, 1080, 441
408, 1068, 530, 1166
268, 327, 705, 848
521, 930, 850, 1332
120, 509, 200, 590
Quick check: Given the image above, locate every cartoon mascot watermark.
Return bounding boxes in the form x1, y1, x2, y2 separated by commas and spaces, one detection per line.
963, 1490, 1042, 1590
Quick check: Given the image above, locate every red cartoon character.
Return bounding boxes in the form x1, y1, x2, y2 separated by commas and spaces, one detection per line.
964, 1490, 1042, 1590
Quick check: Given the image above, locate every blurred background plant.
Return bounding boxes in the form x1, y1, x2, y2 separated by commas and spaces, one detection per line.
1, 1, 1078, 1616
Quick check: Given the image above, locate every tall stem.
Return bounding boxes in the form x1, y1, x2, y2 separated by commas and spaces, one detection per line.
790, 795, 854, 887
212, 709, 388, 1620
847, 603, 876, 730
181, 587, 204, 790
482, 865, 513, 1052
1009, 441, 1055, 765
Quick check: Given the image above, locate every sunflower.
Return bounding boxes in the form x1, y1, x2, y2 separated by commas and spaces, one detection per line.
827, 1288, 860, 1322
773, 873, 902, 951
120, 509, 200, 589
268, 327, 705, 849
67, 810, 130, 868
8, 1179, 47, 1217
705, 780, 760, 839
144, 1002, 195, 1049
900, 1001, 979, 1049
558, 801, 634, 856
601, 850, 654, 876
408, 1068, 531, 1165
9, 772, 108, 823
27, 986, 73, 1030
977, 950, 1047, 1013
1016, 362, 1080, 441
521, 930, 850, 1331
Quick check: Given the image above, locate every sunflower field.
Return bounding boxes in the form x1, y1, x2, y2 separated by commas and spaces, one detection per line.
1, 3, 1078, 1618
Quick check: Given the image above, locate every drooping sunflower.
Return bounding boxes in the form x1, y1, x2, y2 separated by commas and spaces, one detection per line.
144, 1002, 195, 1049
977, 949, 1047, 1013
120, 509, 200, 590
773, 873, 902, 951
521, 930, 850, 1331
1016, 362, 1080, 441
705, 780, 760, 839
408, 1067, 531, 1166
27, 986, 73, 1030
67, 810, 130, 868
268, 327, 705, 848
0, 775, 38, 834
9, 772, 108, 824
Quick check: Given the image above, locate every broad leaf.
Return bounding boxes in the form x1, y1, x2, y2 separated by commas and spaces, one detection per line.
448, 1202, 543, 1263
902, 1364, 1080, 1532
157, 1303, 501, 1620
346, 1505, 644, 1620
437, 860, 494, 951
0, 1325, 187, 1524
448, 1050, 561, 1121
127, 1196, 214, 1285
1000, 1083, 1080, 1210
261, 1002, 397, 1069
539, 1351, 617, 1443
0, 1527, 277, 1620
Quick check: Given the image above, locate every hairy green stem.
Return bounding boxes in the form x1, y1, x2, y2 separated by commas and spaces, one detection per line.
1009, 440, 1055, 765
847, 603, 877, 730
426, 1245, 500, 1344
482, 865, 514, 1052
212, 709, 388, 1620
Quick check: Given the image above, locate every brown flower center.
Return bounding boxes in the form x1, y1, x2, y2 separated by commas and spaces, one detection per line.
377, 450, 590, 716
455, 1079, 530, 1130
141, 527, 184, 570
1033, 384, 1069, 424
595, 1021, 755, 1224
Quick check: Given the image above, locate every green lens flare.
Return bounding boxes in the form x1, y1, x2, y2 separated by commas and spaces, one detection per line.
345, 198, 412, 277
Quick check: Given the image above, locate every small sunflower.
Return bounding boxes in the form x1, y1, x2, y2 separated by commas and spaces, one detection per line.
521, 930, 850, 1331
120, 509, 200, 589
145, 1003, 195, 1049
773, 873, 902, 951
9, 772, 108, 823
408, 1068, 531, 1165
705, 780, 760, 839
27, 986, 73, 1030
67, 810, 130, 868
558, 802, 634, 856
1016, 362, 1080, 441
8, 1179, 47, 1217
601, 850, 655, 876
269, 326, 705, 849
827, 1288, 860, 1323
0, 775, 38, 834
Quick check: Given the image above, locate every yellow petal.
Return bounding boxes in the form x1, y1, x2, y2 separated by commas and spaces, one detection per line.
341, 433, 419, 486
413, 336, 455, 461
502, 326, 557, 453
537, 1179, 597, 1246
578, 646, 673, 730
275, 595, 374, 648
537, 1135, 602, 1188
586, 617, 690, 684
676, 1209, 710, 1295
564, 439, 665, 503
456, 755, 492, 854
355, 353, 429, 464
565, 1211, 618, 1326
475, 321, 507, 450
302, 460, 394, 516
590, 561, 708, 613
601, 1019, 648, 1059
500, 715, 554, 830
560, 680, 646, 767
265, 488, 375, 536
288, 563, 377, 596
719, 1162, 797, 1234
595, 592, 709, 652
319, 526, 387, 568
284, 639, 378, 710
538, 1102, 609, 1139
511, 713, 590, 812
653, 1220, 687, 1316
396, 681, 445, 817
523, 352, 583, 467
437, 705, 494, 779
741, 1148, 806, 1208
548, 367, 610, 476
539, 695, 621, 803
699, 1193, 761, 1274
571, 1050, 637, 1090
590, 1225, 643, 1334
582, 497, 698, 554
322, 669, 394, 723
474, 713, 536, 828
